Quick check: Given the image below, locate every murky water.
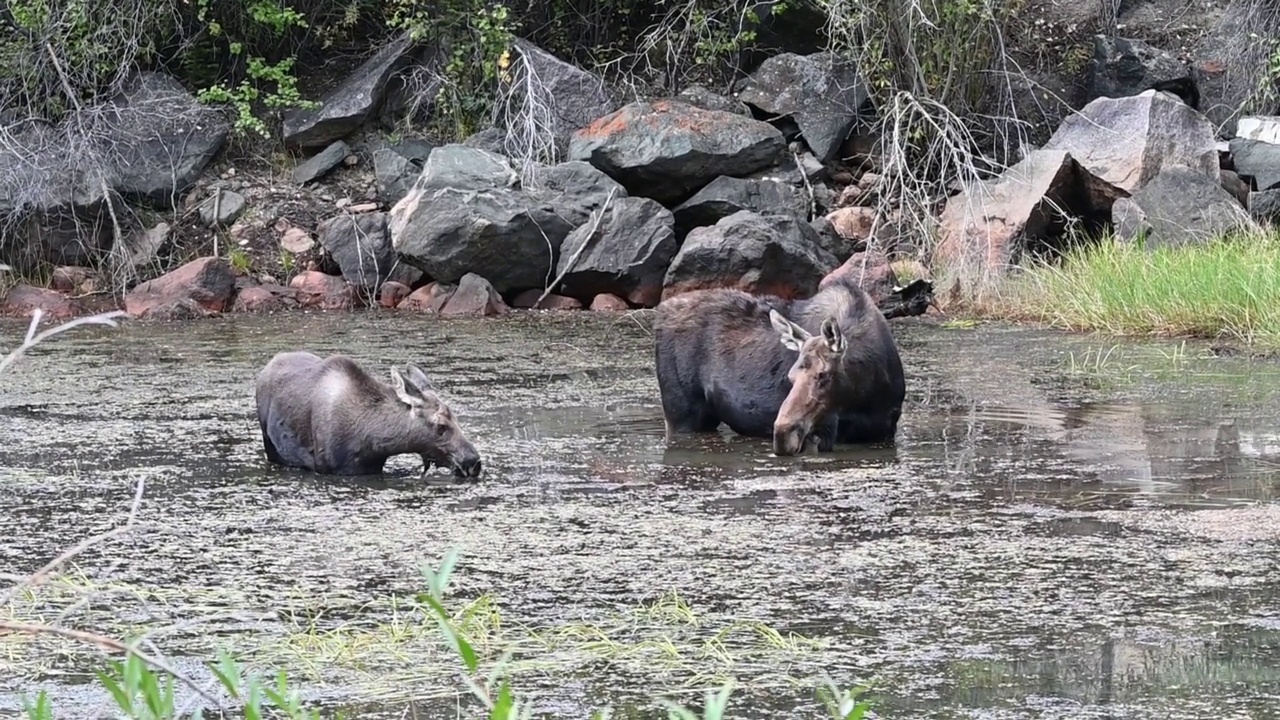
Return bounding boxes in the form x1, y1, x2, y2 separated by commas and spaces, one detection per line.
3, 310, 1280, 719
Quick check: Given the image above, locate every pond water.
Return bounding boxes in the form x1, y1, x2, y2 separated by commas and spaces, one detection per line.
2, 310, 1280, 719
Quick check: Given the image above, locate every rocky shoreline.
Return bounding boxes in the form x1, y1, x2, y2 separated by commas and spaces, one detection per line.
5, 0, 1280, 327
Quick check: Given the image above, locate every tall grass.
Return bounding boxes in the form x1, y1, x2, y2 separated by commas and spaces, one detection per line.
990, 229, 1280, 349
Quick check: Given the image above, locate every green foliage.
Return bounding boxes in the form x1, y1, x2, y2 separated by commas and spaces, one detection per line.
191, 0, 319, 137
386, 0, 515, 139
818, 0, 1023, 112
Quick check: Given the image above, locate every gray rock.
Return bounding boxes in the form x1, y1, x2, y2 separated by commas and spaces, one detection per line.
1249, 189, 1280, 222
672, 175, 810, 237
1187, 2, 1263, 135
373, 148, 417, 205
1111, 197, 1152, 243
663, 210, 837, 299
414, 143, 517, 189
809, 215, 857, 264
0, 71, 226, 268
317, 212, 401, 290
1113, 165, 1256, 248
199, 189, 246, 227
1229, 137, 1280, 191
1221, 168, 1250, 205
125, 222, 170, 273
104, 71, 230, 207
283, 32, 419, 148
737, 52, 870, 162
1237, 116, 1280, 145
389, 145, 628, 293
379, 46, 443, 128
294, 140, 351, 184
462, 127, 508, 155
1043, 89, 1219, 194
1084, 36, 1188, 106
567, 100, 785, 204
675, 85, 753, 117
555, 196, 677, 307
439, 272, 508, 316
508, 40, 619, 154
373, 138, 440, 205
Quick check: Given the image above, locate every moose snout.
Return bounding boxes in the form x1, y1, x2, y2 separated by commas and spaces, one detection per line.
772, 422, 809, 457
452, 451, 483, 479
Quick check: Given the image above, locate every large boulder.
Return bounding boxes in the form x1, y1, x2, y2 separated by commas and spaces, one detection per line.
1186, 3, 1266, 136
1042, 89, 1219, 194
0, 71, 227, 268
503, 40, 619, 155
1, 284, 85, 320
317, 212, 407, 291
674, 85, 753, 117
555, 196, 678, 307
737, 52, 871, 162
123, 256, 236, 320
103, 71, 230, 206
1083, 36, 1189, 106
935, 149, 1125, 275
672, 175, 810, 238
372, 138, 435, 205
283, 32, 419, 148
1228, 138, 1280, 191
662, 210, 837, 300
389, 145, 626, 293
1112, 166, 1255, 248
567, 100, 785, 204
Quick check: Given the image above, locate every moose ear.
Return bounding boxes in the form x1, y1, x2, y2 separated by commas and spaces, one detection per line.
389, 367, 422, 407
821, 318, 846, 354
769, 309, 810, 352
404, 363, 437, 397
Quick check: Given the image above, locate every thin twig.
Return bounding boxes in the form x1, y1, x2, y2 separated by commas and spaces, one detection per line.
0, 476, 146, 607
0, 620, 226, 710
535, 187, 617, 308
0, 308, 129, 376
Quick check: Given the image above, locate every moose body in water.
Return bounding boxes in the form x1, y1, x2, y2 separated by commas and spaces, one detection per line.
254, 351, 484, 478
653, 281, 906, 456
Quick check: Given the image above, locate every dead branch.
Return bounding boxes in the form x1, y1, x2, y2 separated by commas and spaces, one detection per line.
0, 619, 226, 709
0, 307, 129, 376
534, 186, 617, 308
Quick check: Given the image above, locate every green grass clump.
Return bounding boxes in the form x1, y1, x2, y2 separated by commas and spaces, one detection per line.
995, 229, 1280, 348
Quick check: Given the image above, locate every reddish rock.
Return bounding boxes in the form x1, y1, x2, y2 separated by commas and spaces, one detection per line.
2, 284, 85, 320
589, 293, 630, 312
835, 185, 864, 207
439, 273, 508, 317
399, 282, 454, 313
820, 248, 898, 305
50, 266, 98, 294
289, 270, 356, 310
825, 206, 876, 242
379, 281, 411, 308
233, 286, 285, 313
512, 289, 583, 310
124, 256, 235, 320
935, 149, 1122, 275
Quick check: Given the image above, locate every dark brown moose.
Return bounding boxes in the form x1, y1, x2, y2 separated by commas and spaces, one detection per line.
254, 351, 483, 477
653, 281, 905, 456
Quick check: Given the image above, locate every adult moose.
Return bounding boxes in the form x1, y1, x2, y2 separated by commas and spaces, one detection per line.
254, 351, 484, 478
653, 280, 905, 456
